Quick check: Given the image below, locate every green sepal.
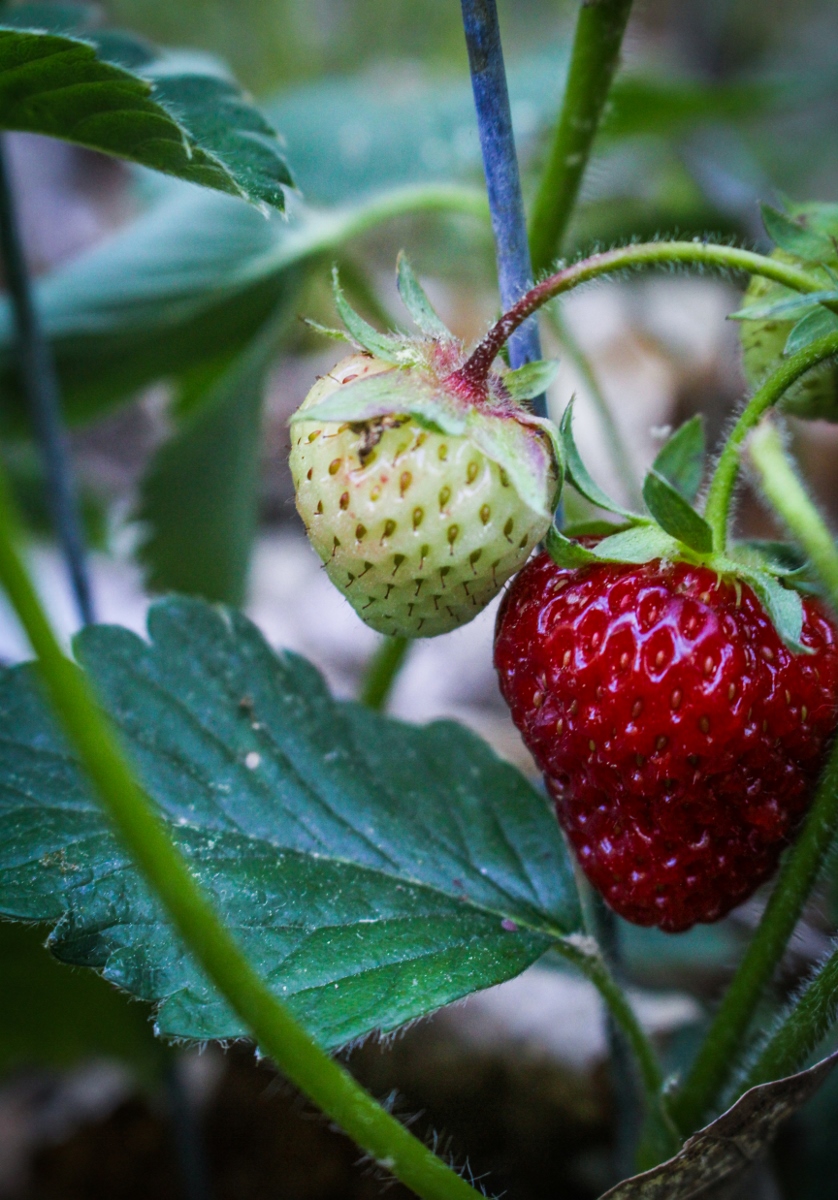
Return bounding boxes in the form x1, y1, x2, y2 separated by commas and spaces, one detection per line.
592, 524, 679, 564
784, 307, 838, 357
545, 525, 598, 568
731, 539, 807, 576
395, 252, 451, 340
652, 415, 706, 503
464, 410, 562, 520
290, 368, 465, 432
560, 399, 637, 519
729, 292, 837, 323
562, 520, 630, 538
302, 318, 351, 343
761, 204, 837, 262
642, 470, 714, 554
503, 358, 560, 402
332, 266, 416, 364
735, 564, 807, 651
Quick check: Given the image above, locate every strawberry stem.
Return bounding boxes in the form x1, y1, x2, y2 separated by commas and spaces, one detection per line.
449, 241, 826, 396
703, 331, 838, 552
665, 433, 838, 1140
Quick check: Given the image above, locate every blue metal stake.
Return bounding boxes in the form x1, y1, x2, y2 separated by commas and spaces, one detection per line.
460, 0, 544, 414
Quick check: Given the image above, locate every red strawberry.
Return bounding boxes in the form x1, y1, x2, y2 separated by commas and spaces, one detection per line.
494, 551, 838, 932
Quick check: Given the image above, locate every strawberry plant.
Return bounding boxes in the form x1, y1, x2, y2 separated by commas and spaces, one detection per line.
3, 1, 838, 1197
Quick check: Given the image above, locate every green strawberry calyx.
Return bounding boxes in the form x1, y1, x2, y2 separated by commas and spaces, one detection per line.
292, 255, 564, 521
548, 403, 814, 652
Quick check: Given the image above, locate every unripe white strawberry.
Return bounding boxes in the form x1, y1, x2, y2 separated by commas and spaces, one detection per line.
740, 204, 838, 419
291, 353, 559, 637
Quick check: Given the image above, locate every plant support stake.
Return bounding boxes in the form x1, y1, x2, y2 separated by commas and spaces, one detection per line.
0, 136, 94, 626
460, 0, 544, 410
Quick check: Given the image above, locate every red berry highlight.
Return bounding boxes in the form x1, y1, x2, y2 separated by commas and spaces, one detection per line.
494, 552, 838, 932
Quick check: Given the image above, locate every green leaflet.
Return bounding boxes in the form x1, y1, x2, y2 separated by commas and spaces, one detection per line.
560, 399, 637, 519
0, 599, 581, 1047
735, 565, 806, 651
0, 3, 292, 210
503, 359, 561, 402
785, 307, 838, 357
396, 252, 452, 339
652, 416, 706, 503
760, 204, 836, 263
642, 470, 714, 555
331, 266, 416, 363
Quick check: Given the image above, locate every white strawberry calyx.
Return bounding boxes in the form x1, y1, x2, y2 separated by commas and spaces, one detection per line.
548, 402, 813, 652
292, 256, 564, 521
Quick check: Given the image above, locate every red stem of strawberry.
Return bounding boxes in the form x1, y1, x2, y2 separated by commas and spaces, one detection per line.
445, 240, 824, 398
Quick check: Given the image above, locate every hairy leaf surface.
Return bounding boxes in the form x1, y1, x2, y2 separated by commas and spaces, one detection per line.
0, 599, 581, 1047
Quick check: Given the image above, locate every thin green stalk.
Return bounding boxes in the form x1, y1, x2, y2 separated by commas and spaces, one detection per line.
556, 937, 666, 1122
0, 469, 483, 1200
668, 416, 838, 1139
529, 0, 634, 274
748, 421, 838, 601
360, 636, 411, 711
704, 331, 838, 550
543, 303, 642, 508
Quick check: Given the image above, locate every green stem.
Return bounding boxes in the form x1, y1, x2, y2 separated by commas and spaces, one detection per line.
556, 937, 665, 1117
543, 303, 642, 508
748, 421, 838, 602
360, 636, 411, 712
452, 241, 824, 394
529, 0, 634, 274
0, 469, 483, 1200
704, 332, 838, 551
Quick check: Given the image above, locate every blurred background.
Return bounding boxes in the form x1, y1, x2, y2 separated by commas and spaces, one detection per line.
2, 0, 838, 1197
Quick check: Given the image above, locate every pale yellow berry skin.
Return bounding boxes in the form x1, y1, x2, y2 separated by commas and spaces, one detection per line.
290, 355, 554, 637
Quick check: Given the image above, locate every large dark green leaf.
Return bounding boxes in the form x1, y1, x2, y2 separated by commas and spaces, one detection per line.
0, 2, 292, 209
135, 307, 297, 605
0, 599, 581, 1047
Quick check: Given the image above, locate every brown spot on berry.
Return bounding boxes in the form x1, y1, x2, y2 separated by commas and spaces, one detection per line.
439, 486, 451, 510
339, 492, 349, 510
328, 458, 341, 475
480, 504, 491, 525
400, 471, 412, 495
466, 461, 479, 483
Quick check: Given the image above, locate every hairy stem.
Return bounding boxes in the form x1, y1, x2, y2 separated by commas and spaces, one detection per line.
460, 0, 543, 395
747, 420, 838, 602
360, 636, 411, 712
0, 136, 94, 626
449, 241, 824, 393
739, 945, 838, 1093
0, 470, 484, 1200
704, 332, 838, 551
529, 0, 634, 275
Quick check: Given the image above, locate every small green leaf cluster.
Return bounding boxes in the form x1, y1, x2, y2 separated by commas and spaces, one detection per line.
736, 203, 838, 419
547, 405, 810, 650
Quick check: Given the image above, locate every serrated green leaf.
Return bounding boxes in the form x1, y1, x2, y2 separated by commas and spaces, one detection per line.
395, 252, 451, 339
729, 292, 837, 323
545, 526, 598, 568
135, 309, 293, 606
652, 415, 706, 503
0, 4, 292, 210
0, 599, 581, 1046
332, 266, 415, 363
593, 524, 680, 564
761, 204, 836, 263
642, 470, 714, 554
560, 400, 636, 519
784, 307, 838, 357
503, 359, 561, 402
737, 566, 806, 651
